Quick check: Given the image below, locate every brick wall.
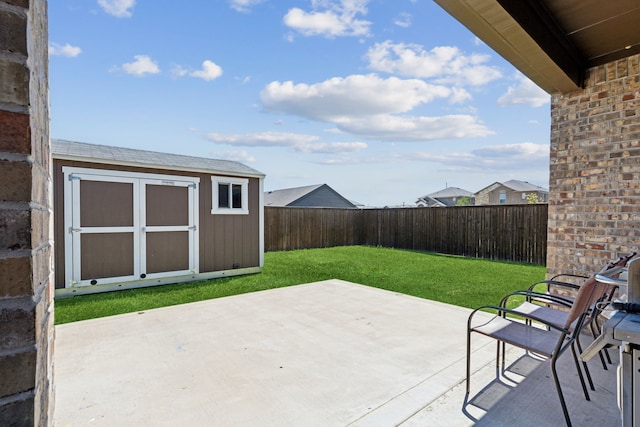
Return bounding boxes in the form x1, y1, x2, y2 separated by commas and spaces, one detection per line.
0, 0, 54, 426
548, 54, 640, 276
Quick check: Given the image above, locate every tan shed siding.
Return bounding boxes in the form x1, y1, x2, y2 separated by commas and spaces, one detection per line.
53, 159, 261, 289
199, 176, 261, 272
548, 54, 640, 277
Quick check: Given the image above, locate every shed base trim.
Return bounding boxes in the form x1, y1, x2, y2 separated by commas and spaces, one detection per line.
54, 266, 262, 298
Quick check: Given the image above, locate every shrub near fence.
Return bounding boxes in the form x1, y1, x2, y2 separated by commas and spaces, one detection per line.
264, 204, 548, 265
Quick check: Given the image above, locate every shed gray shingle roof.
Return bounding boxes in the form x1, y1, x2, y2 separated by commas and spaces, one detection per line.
52, 139, 264, 177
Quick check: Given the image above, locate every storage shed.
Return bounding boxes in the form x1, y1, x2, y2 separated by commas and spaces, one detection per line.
52, 139, 265, 296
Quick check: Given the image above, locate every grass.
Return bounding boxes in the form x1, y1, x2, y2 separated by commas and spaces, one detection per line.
54, 246, 545, 324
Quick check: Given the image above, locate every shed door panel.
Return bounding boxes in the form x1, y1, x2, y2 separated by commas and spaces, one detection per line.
64, 168, 199, 288
146, 231, 189, 274
145, 184, 189, 226
142, 182, 195, 276
80, 181, 134, 227
80, 233, 135, 279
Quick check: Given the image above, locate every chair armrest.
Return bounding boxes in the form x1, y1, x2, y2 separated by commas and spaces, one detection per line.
468, 304, 571, 334
499, 290, 574, 309
528, 279, 581, 293
550, 273, 589, 282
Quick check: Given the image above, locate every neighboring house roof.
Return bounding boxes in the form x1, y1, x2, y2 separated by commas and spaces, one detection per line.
265, 184, 357, 208
416, 187, 474, 207
424, 187, 474, 199
476, 180, 548, 194
416, 196, 447, 208
52, 139, 265, 178
502, 179, 549, 193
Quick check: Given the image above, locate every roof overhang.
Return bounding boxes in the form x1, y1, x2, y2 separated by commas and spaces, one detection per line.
434, 0, 640, 94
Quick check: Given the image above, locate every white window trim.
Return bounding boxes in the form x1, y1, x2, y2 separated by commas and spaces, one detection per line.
211, 176, 249, 215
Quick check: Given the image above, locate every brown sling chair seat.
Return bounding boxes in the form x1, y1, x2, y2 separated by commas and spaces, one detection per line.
501, 253, 635, 376
466, 271, 609, 427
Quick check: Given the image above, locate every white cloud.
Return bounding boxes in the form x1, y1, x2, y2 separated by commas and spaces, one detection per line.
334, 114, 494, 141
172, 60, 223, 81
261, 74, 453, 121
313, 142, 548, 170
393, 12, 411, 28
170, 65, 188, 78
410, 142, 549, 170
229, 0, 265, 13
120, 55, 160, 76
97, 0, 135, 18
299, 141, 368, 154
259, 73, 491, 141
211, 149, 256, 163
450, 87, 472, 104
472, 142, 549, 159
498, 74, 550, 107
366, 41, 502, 86
206, 131, 367, 154
190, 60, 223, 81
49, 42, 82, 58
284, 0, 371, 38
235, 75, 252, 84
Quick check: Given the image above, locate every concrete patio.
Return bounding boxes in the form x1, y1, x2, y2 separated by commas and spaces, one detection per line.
53, 279, 620, 426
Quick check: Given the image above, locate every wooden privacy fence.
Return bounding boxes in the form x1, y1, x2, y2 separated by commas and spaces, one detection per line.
264, 204, 548, 265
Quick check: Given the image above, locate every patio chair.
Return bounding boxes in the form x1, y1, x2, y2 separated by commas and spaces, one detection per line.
524, 252, 635, 308
505, 253, 636, 373
510, 252, 636, 372
466, 270, 609, 427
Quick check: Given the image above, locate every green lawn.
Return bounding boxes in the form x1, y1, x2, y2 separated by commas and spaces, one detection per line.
54, 246, 545, 324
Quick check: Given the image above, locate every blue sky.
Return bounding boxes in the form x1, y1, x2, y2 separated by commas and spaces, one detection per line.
49, 0, 551, 207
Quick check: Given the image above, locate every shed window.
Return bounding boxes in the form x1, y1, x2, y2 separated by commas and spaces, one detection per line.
218, 183, 230, 208
212, 177, 249, 215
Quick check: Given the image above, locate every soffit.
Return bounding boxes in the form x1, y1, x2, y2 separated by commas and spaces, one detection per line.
434, 0, 640, 94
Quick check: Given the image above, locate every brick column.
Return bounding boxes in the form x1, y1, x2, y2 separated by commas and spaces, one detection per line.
0, 0, 54, 426
548, 54, 640, 276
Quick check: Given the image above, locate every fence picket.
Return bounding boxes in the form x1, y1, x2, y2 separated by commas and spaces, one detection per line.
264, 205, 548, 264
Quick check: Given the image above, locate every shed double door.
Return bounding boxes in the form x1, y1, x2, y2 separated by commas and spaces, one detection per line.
63, 168, 199, 287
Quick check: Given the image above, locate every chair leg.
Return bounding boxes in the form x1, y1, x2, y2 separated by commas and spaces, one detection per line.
574, 336, 595, 391
499, 341, 504, 376
570, 343, 591, 400
466, 328, 473, 395
551, 356, 573, 427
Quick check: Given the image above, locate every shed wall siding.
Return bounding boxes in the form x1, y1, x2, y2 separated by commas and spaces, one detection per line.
548, 54, 640, 276
53, 159, 261, 289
